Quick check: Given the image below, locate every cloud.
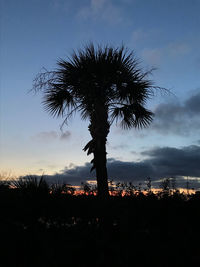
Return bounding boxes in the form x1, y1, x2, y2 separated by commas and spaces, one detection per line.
151, 90, 200, 136
91, 0, 107, 11
50, 0, 71, 12
185, 92, 200, 113
140, 41, 190, 65
131, 29, 149, 44
141, 48, 162, 65
42, 162, 96, 185
32, 131, 71, 142
141, 145, 200, 178
32, 131, 58, 142
167, 43, 190, 57
108, 144, 129, 150
27, 145, 200, 189
77, 0, 123, 24
131, 29, 159, 46
60, 131, 71, 140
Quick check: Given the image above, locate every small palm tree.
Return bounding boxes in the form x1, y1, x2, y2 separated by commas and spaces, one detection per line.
11, 175, 49, 195
33, 44, 158, 199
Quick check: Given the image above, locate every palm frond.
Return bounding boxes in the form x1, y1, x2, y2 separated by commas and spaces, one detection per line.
42, 89, 76, 117
33, 43, 165, 131
110, 103, 154, 129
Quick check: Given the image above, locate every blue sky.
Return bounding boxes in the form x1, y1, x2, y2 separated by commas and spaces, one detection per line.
1, 0, 200, 186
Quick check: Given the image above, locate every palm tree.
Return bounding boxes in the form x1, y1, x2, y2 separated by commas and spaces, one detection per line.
33, 44, 157, 199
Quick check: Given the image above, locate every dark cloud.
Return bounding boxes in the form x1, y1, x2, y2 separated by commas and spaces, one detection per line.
27, 145, 200, 189
106, 158, 154, 181
151, 90, 200, 136
185, 93, 200, 113
142, 145, 200, 178
42, 163, 96, 185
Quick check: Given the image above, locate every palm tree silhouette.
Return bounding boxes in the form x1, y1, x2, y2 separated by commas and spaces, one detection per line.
33, 44, 157, 199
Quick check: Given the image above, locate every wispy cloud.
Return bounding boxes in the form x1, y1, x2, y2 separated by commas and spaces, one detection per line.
60, 131, 71, 140
32, 131, 58, 142
131, 28, 159, 45
50, 0, 71, 12
77, 0, 124, 24
167, 42, 190, 57
32, 130, 71, 142
140, 41, 190, 65
141, 48, 162, 65
108, 143, 129, 150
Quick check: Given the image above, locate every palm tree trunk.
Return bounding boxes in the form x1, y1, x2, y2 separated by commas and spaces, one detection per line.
93, 136, 109, 199
88, 105, 110, 199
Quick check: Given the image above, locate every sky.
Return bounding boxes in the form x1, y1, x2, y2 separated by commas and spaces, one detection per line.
1, 0, 200, 188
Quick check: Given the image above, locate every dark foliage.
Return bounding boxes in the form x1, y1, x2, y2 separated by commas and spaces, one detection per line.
0, 177, 200, 266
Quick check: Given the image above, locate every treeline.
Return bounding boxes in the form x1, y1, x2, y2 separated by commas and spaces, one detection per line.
0, 176, 200, 266
1, 175, 196, 196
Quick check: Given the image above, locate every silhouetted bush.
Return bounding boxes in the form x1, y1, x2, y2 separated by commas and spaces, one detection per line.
1, 176, 200, 266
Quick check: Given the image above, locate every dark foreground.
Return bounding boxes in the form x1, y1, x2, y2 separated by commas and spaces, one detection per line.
1, 181, 200, 267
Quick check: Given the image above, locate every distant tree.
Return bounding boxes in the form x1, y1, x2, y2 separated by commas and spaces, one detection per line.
170, 177, 177, 193
33, 43, 162, 199
146, 177, 152, 193
159, 178, 170, 196
50, 182, 75, 196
